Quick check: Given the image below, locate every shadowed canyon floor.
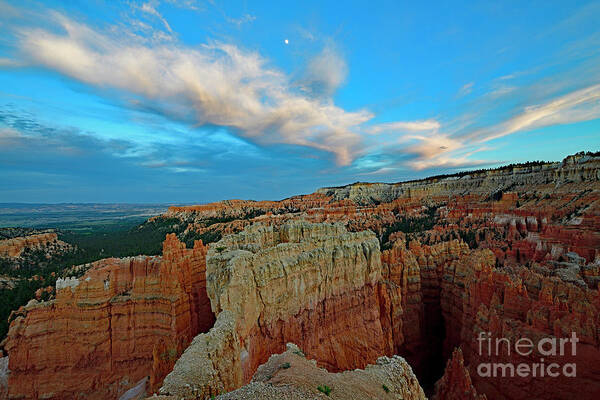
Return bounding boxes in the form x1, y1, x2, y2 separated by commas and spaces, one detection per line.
1, 152, 600, 399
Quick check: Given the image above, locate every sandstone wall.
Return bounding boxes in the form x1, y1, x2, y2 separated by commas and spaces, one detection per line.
379, 231, 600, 399
3, 234, 213, 400
446, 258, 600, 399
158, 221, 396, 397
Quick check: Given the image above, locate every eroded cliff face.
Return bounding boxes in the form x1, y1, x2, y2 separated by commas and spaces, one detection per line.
155, 343, 425, 400
161, 219, 587, 400
317, 153, 600, 205
207, 222, 389, 377
379, 232, 600, 399
158, 221, 394, 397
380, 239, 473, 387
2, 234, 214, 400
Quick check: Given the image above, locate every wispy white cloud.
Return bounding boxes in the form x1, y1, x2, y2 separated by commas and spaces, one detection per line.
397, 131, 489, 170
0, 57, 22, 67
403, 133, 462, 159
299, 45, 348, 97
497, 73, 515, 81
5, 2, 600, 175
406, 83, 600, 170
163, 0, 203, 11
139, 1, 173, 33
406, 152, 491, 170
466, 83, 600, 142
366, 119, 440, 134
487, 85, 516, 98
15, 13, 377, 165
358, 167, 399, 176
297, 26, 316, 42
457, 81, 474, 97
226, 13, 256, 27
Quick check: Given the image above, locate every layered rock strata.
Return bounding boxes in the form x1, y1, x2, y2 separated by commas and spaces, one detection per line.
381, 233, 600, 399
157, 221, 397, 397
2, 234, 213, 399
162, 155, 600, 275
317, 152, 600, 204
380, 239, 472, 386
155, 343, 425, 400
441, 253, 600, 400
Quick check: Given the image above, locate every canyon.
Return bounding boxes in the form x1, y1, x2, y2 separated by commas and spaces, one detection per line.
1, 152, 599, 399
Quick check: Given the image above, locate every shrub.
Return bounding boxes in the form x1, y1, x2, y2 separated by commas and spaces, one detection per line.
293, 349, 305, 357
317, 385, 332, 396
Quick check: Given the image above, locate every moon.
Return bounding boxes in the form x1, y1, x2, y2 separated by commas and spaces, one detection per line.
284, 39, 289, 45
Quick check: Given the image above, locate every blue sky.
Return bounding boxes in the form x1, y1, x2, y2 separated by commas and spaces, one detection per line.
0, 0, 599, 203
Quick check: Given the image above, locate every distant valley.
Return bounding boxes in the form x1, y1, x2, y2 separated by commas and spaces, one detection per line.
0, 203, 173, 233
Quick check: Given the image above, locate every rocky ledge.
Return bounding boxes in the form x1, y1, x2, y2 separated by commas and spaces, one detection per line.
217, 342, 425, 400
0, 232, 70, 259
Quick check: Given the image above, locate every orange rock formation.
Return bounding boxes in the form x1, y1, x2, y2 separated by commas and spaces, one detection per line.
158, 221, 393, 398
2, 234, 213, 399
0, 233, 63, 258
433, 348, 486, 400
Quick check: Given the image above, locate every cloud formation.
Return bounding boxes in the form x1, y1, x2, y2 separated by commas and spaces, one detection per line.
366, 119, 441, 134
226, 13, 256, 27
405, 147, 491, 170
0, 126, 23, 147
407, 83, 600, 170
4, 2, 599, 176
0, 105, 358, 202
389, 129, 489, 171
16, 14, 377, 165
457, 82, 474, 97
471, 83, 600, 142
139, 1, 173, 33
300, 46, 348, 98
